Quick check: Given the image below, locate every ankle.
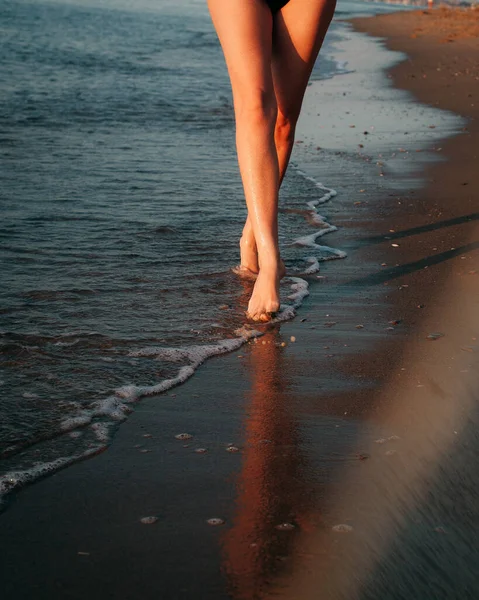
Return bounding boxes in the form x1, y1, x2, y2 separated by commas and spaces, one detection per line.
258, 252, 281, 271
240, 235, 256, 249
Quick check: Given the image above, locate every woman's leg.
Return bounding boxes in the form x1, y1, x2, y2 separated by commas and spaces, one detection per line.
208, 0, 282, 321
239, 0, 337, 275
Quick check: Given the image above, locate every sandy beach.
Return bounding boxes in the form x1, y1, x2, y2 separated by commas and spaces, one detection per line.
1, 6, 478, 600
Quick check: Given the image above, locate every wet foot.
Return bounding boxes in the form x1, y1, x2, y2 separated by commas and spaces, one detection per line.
233, 260, 286, 280
246, 262, 282, 322
234, 234, 286, 281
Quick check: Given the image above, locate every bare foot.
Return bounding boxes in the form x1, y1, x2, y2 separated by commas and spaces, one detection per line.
233, 235, 286, 281
246, 263, 281, 322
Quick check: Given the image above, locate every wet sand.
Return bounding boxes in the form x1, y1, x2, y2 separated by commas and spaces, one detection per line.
1, 8, 479, 600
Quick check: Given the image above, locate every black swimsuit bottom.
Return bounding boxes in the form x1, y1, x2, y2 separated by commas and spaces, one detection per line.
266, 0, 290, 12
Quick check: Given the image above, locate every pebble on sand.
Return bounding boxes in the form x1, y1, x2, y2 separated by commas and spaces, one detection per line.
332, 524, 353, 533
426, 332, 445, 340
275, 523, 295, 531
207, 518, 225, 526
290, 336, 296, 343
226, 446, 240, 453
175, 433, 193, 440
434, 526, 447, 534
140, 516, 159, 525
195, 448, 208, 454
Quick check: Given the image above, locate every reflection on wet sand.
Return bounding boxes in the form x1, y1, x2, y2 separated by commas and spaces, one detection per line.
221, 228, 479, 599
264, 241, 479, 599
221, 328, 312, 600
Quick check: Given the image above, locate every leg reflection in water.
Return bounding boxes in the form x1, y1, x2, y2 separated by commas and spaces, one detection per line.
221, 328, 313, 600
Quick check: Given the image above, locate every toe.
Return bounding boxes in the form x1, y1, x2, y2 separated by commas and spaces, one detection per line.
256, 312, 272, 323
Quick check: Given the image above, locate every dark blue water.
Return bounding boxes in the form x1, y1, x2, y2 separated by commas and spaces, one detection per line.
0, 0, 417, 499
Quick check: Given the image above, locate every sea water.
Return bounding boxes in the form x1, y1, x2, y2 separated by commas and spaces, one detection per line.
0, 0, 424, 501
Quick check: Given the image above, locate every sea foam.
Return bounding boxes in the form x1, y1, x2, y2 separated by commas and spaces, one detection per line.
291, 167, 347, 271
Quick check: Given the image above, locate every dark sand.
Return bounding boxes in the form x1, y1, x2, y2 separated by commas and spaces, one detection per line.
1, 8, 478, 600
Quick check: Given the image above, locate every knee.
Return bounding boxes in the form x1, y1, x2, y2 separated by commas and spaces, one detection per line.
234, 89, 277, 130
275, 111, 296, 148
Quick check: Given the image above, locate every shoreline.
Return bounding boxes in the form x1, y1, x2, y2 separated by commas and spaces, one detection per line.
1, 7, 478, 599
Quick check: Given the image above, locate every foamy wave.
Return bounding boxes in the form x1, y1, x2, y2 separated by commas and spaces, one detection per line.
294, 227, 338, 246
117, 329, 262, 402
286, 278, 310, 306
302, 257, 321, 275
290, 167, 347, 273
295, 169, 337, 204
0, 446, 104, 507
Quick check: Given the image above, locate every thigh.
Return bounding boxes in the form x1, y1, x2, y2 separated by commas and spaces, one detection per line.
272, 0, 337, 120
207, 0, 275, 111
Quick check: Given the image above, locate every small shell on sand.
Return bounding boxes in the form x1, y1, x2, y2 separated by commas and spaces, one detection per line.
140, 516, 159, 525
139, 449, 151, 454
226, 445, 240, 453
207, 518, 225, 526
143, 433, 153, 438
195, 448, 207, 454
427, 332, 445, 340
332, 524, 353, 533
275, 523, 295, 531
175, 433, 193, 440
290, 336, 296, 342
